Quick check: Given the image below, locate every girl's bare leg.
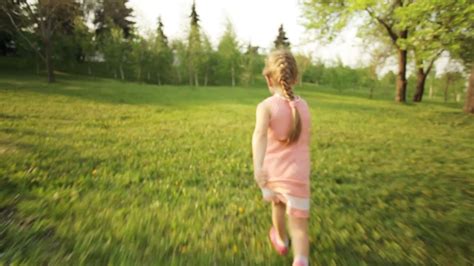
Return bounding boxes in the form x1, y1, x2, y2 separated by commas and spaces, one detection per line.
272, 201, 288, 244
289, 215, 309, 262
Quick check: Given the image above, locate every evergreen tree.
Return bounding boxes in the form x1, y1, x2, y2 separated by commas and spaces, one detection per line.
94, 0, 135, 39
152, 17, 172, 85
274, 24, 290, 49
187, 1, 202, 86
190, 1, 199, 26
156, 17, 168, 47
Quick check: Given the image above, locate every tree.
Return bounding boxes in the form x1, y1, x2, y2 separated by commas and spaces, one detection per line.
0, 0, 25, 56
303, 60, 325, 84
1, 0, 81, 83
131, 36, 151, 82
240, 44, 261, 86
151, 17, 172, 85
170, 39, 187, 85
441, 6, 474, 113
101, 25, 129, 80
465, 64, 474, 113
217, 20, 241, 87
294, 53, 312, 85
201, 34, 217, 86
302, 0, 412, 102
274, 24, 290, 49
94, 0, 134, 39
54, 3, 87, 70
439, 71, 464, 103
366, 41, 394, 98
186, 1, 202, 86
410, 49, 442, 102
396, 0, 473, 102
458, 36, 474, 113
72, 16, 95, 75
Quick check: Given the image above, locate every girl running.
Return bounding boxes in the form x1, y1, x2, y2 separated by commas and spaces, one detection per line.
252, 49, 311, 266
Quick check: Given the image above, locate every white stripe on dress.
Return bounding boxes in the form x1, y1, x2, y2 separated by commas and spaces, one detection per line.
261, 188, 310, 210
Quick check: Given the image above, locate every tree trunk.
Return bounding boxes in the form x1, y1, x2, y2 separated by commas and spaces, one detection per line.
231, 64, 235, 87
36, 56, 40, 75
444, 78, 450, 103
137, 67, 142, 83
176, 69, 181, 84
44, 38, 55, 83
204, 70, 208, 86
396, 48, 407, 102
464, 65, 474, 114
413, 67, 427, 102
157, 72, 161, 85
194, 72, 199, 87
119, 64, 125, 80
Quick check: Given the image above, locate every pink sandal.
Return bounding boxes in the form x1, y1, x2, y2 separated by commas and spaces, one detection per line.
268, 227, 288, 255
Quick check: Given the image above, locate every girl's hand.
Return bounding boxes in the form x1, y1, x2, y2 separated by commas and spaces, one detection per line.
254, 169, 268, 188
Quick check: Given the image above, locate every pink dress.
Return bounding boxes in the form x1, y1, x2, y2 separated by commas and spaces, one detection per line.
259, 94, 311, 218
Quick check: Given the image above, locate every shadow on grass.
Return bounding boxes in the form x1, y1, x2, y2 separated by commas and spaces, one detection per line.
0, 73, 412, 121
1, 72, 409, 113
0, 72, 269, 108
420, 99, 465, 109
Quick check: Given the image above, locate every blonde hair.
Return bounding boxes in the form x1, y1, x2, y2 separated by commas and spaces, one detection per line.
262, 49, 302, 144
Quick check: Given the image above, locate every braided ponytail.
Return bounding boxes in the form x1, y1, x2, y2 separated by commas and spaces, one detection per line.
263, 50, 302, 144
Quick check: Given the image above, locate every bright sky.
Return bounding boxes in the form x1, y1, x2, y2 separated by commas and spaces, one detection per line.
128, 0, 458, 76
128, 0, 370, 68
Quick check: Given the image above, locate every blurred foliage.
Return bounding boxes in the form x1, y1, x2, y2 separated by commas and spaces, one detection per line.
216, 21, 241, 87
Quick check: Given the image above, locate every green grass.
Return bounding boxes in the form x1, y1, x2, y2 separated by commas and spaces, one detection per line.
0, 72, 473, 265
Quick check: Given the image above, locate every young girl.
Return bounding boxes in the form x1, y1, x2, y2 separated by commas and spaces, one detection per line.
252, 49, 311, 266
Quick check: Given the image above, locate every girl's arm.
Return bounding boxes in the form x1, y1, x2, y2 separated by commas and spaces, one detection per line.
252, 102, 270, 187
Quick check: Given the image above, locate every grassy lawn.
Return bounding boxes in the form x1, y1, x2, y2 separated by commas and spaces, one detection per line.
0, 73, 473, 265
